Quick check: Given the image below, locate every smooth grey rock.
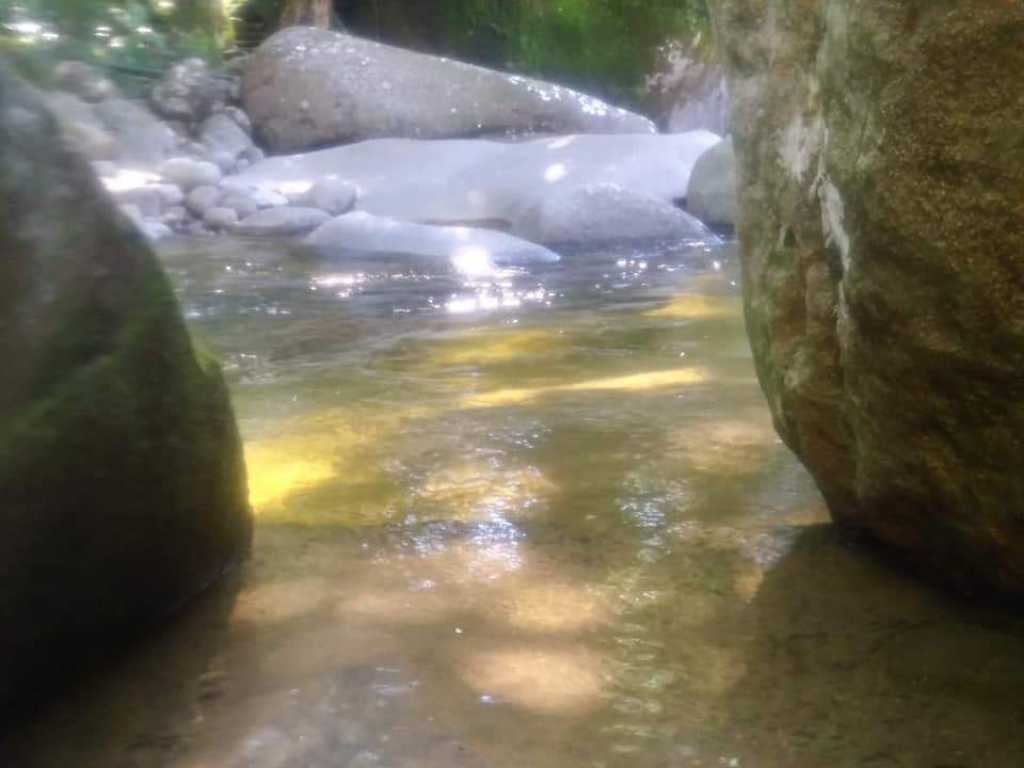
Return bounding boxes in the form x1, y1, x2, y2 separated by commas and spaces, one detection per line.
159, 157, 222, 190
300, 178, 358, 216
304, 211, 560, 267
0, 68, 250, 710
712, 0, 1024, 594
514, 182, 711, 244
230, 132, 720, 228
686, 138, 736, 228
242, 27, 656, 152
162, 205, 189, 227
220, 105, 252, 135
139, 219, 173, 241
204, 206, 239, 231
647, 38, 730, 135
209, 150, 237, 173
90, 160, 118, 178
199, 112, 253, 162
186, 184, 223, 216
218, 191, 260, 219
153, 183, 185, 208
93, 98, 179, 167
112, 186, 163, 218
149, 58, 219, 124
234, 206, 330, 236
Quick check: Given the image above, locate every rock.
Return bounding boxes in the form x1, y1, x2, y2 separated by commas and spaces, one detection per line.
149, 58, 219, 124
300, 178, 358, 216
209, 150, 237, 174
514, 182, 711, 244
93, 98, 179, 167
40, 91, 117, 161
241, 145, 265, 165
163, 205, 189, 227
111, 186, 163, 218
242, 27, 656, 153
218, 182, 288, 209
231, 132, 721, 229
53, 60, 119, 103
220, 105, 252, 135
0, 67, 251, 711
234, 206, 330, 236
218, 190, 260, 219
204, 206, 239, 231
139, 219, 173, 242
304, 211, 561, 268
646, 36, 730, 135
153, 183, 185, 208
186, 184, 223, 216
119, 203, 144, 228
711, 0, 1024, 593
199, 112, 253, 163
686, 138, 736, 229
159, 157, 222, 190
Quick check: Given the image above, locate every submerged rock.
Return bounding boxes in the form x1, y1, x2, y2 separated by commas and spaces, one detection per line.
0, 67, 251, 710
242, 27, 655, 152
304, 211, 560, 267
514, 182, 711, 244
712, 0, 1024, 594
230, 131, 721, 239
686, 138, 736, 229
235, 206, 330, 236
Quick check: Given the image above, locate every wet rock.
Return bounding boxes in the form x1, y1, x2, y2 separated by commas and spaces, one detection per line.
304, 211, 561, 266
686, 138, 736, 229
235, 206, 330, 236
111, 186, 163, 218
218, 190, 260, 219
53, 60, 119, 103
204, 206, 239, 231
0, 66, 251, 712
242, 27, 655, 152
149, 58, 220, 124
94, 97, 179, 167
160, 157, 222, 190
300, 178, 358, 216
647, 37, 730, 135
231, 132, 720, 229
186, 184, 223, 216
514, 182, 711, 244
711, 0, 1024, 593
199, 112, 253, 164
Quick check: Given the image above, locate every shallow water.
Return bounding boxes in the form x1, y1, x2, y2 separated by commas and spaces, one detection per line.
6, 236, 1024, 768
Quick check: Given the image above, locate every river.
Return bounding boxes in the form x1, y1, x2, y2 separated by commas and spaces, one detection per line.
6, 235, 1024, 767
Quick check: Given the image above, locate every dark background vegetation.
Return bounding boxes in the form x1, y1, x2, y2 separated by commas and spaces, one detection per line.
1, 0, 709, 106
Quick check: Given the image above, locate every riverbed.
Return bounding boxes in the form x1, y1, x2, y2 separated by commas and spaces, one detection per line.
6, 236, 1024, 767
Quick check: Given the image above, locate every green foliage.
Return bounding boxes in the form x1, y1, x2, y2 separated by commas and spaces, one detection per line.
336, 0, 710, 106
0, 0, 227, 92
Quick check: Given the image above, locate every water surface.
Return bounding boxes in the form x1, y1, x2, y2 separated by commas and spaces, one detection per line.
6, 236, 1024, 768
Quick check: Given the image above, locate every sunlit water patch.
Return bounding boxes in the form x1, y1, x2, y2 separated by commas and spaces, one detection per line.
7, 236, 1024, 768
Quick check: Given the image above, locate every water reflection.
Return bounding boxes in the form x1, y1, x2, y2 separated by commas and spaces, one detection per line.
7, 237, 1024, 768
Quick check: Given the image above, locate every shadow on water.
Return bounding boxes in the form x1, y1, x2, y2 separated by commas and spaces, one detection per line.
714, 525, 1024, 768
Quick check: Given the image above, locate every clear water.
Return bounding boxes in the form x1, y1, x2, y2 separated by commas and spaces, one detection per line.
6, 236, 1024, 768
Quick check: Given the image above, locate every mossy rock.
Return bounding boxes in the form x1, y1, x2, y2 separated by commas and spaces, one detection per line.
0, 66, 251, 713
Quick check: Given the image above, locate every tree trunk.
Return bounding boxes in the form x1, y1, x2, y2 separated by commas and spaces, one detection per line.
279, 0, 333, 29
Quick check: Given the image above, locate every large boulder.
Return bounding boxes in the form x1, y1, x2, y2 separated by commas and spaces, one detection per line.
0, 67, 252, 710
229, 132, 721, 237
686, 137, 737, 229
242, 27, 656, 152
710, 1, 1024, 594
646, 35, 730, 135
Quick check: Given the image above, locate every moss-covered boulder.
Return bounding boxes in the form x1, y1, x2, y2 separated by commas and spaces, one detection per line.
0, 66, 251, 711
709, 1, 1024, 594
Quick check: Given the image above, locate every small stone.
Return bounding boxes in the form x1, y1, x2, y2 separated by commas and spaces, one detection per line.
234, 206, 329, 236
204, 207, 239, 231
112, 186, 163, 218
159, 157, 222, 190
210, 150, 237, 173
219, 191, 260, 219
153, 183, 185, 207
300, 177, 358, 215
186, 184, 223, 216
